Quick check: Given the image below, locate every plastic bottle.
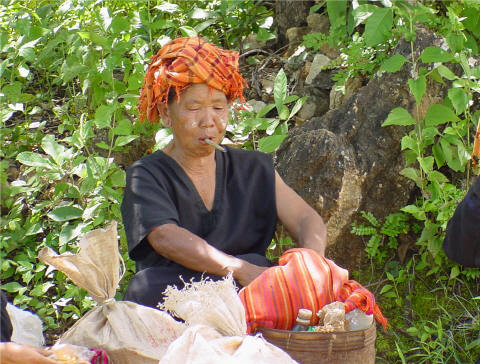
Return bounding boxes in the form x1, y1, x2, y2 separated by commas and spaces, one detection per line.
345, 308, 373, 331
291, 308, 312, 331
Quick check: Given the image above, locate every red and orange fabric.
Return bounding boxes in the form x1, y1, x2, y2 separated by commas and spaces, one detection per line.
238, 248, 388, 334
138, 37, 248, 123
473, 118, 480, 175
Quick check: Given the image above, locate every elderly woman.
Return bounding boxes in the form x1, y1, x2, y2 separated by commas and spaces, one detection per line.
122, 37, 327, 308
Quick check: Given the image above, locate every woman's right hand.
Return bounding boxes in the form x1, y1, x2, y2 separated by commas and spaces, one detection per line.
233, 260, 268, 287
0, 342, 58, 364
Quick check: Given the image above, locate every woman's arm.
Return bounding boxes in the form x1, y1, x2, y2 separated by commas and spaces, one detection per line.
275, 171, 327, 256
0, 343, 57, 364
147, 224, 267, 286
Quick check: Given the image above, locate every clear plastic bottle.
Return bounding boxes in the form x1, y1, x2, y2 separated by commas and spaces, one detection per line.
291, 308, 312, 331
345, 308, 373, 331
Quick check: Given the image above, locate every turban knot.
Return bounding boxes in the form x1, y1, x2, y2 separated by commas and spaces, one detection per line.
138, 37, 248, 123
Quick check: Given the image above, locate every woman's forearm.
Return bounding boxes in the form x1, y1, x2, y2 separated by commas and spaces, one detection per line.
295, 213, 327, 256
147, 224, 244, 277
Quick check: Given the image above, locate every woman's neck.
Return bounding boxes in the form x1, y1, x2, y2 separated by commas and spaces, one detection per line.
164, 144, 215, 176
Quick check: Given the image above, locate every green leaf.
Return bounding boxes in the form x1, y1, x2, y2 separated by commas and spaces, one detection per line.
427, 238, 443, 260
327, 0, 347, 32
258, 135, 287, 153
179, 26, 197, 37
420, 46, 454, 63
16, 152, 53, 168
364, 7, 393, 47
99, 7, 112, 30
401, 204, 426, 220
382, 107, 415, 126
30, 282, 54, 296
289, 96, 307, 119
41, 135, 65, 166
283, 95, 299, 104
465, 339, 480, 350
351, 4, 377, 27
425, 104, 459, 126
418, 156, 434, 173
446, 33, 464, 54
265, 119, 280, 135
257, 28, 275, 42
380, 284, 393, 294
427, 170, 449, 184
274, 69, 287, 114
95, 104, 115, 129
96, 142, 110, 150
448, 88, 468, 114
400, 167, 421, 187
1, 282, 25, 293
380, 54, 407, 73
110, 169, 126, 187
112, 119, 133, 135
257, 104, 276, 118
59, 223, 84, 246
408, 76, 426, 105
401, 135, 417, 152
0, 109, 14, 123
432, 144, 445, 168
47, 206, 83, 222
111, 16, 130, 34
114, 135, 138, 147
278, 105, 289, 121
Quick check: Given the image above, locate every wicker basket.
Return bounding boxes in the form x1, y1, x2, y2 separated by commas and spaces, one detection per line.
256, 323, 376, 364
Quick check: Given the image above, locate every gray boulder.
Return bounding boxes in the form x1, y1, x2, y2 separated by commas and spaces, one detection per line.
275, 28, 449, 270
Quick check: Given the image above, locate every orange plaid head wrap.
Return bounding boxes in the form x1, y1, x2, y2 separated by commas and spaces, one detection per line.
473, 118, 480, 175
138, 37, 248, 123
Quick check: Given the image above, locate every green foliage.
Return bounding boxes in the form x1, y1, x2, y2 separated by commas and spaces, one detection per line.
226, 68, 306, 153
346, 1, 480, 362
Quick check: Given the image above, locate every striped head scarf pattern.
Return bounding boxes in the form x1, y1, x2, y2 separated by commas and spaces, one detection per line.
239, 248, 388, 334
138, 37, 248, 123
473, 118, 480, 175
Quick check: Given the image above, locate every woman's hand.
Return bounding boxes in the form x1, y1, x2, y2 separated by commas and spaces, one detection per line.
0, 342, 58, 364
233, 260, 268, 287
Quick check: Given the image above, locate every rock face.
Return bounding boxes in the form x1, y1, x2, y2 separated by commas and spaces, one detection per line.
275, 28, 449, 271
275, 1, 314, 47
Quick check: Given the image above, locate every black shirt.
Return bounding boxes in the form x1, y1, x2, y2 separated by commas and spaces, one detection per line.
1, 291, 12, 342
121, 147, 277, 271
443, 177, 480, 267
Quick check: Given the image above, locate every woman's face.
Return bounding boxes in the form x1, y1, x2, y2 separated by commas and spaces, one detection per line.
161, 83, 229, 157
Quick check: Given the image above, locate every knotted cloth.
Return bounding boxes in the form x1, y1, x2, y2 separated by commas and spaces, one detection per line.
239, 248, 388, 334
138, 37, 248, 123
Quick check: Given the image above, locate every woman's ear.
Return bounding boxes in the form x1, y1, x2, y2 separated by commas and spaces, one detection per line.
158, 104, 172, 128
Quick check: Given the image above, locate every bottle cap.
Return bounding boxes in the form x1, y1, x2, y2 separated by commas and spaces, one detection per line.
298, 308, 312, 320
296, 318, 311, 326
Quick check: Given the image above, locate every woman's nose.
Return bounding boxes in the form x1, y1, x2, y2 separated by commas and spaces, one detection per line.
199, 108, 217, 128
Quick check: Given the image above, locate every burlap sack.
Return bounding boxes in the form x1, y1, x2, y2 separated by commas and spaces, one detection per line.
159, 276, 298, 364
38, 222, 185, 364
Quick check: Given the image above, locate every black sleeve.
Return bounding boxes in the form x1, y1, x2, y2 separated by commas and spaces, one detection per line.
121, 163, 179, 261
442, 177, 480, 268
1, 291, 12, 342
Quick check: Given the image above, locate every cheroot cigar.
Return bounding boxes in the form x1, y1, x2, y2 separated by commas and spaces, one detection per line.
205, 138, 226, 152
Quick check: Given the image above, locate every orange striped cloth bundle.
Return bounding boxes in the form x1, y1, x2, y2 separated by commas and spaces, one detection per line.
238, 248, 387, 334
138, 37, 247, 123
